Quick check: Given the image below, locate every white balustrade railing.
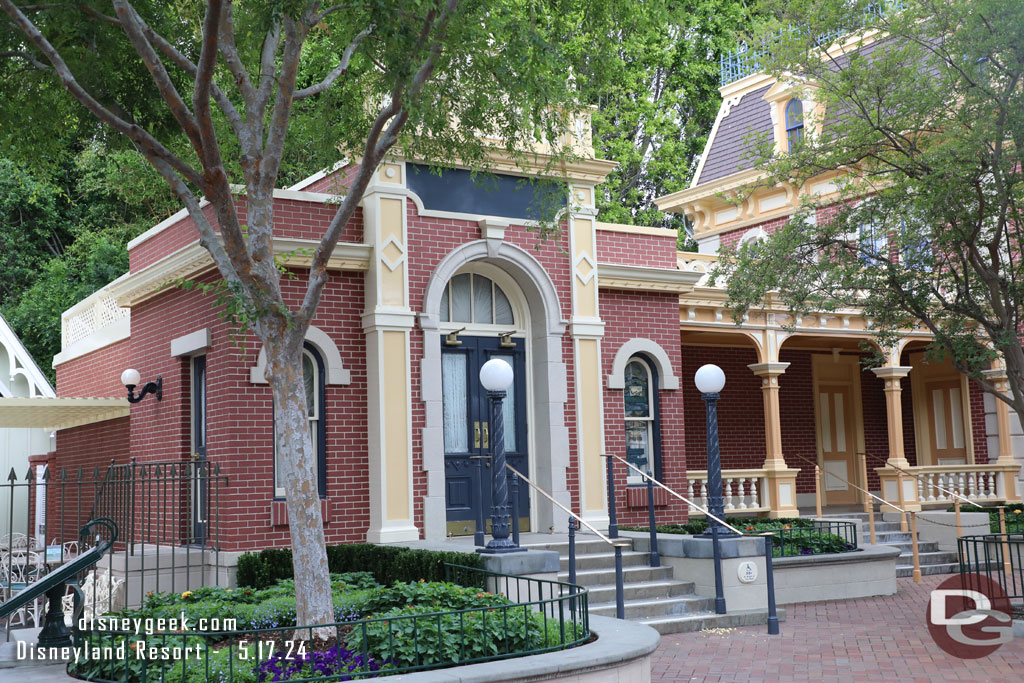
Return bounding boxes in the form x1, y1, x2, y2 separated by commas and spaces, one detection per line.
676, 252, 719, 288
909, 464, 1018, 505
686, 469, 769, 514
60, 274, 131, 349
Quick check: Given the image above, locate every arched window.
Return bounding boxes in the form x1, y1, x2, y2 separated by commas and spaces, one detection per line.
275, 343, 326, 498
785, 99, 804, 152
623, 357, 661, 485
440, 273, 514, 325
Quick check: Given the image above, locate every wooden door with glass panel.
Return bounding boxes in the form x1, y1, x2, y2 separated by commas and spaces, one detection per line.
926, 379, 968, 464
818, 384, 859, 504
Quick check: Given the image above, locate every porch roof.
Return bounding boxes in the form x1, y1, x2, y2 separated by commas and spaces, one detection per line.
0, 397, 129, 430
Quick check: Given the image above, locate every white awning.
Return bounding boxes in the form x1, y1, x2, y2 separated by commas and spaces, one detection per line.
0, 397, 129, 430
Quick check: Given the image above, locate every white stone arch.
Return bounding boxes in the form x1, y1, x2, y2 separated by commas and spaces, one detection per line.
739, 227, 767, 245
418, 239, 569, 540
249, 325, 351, 385
606, 339, 680, 390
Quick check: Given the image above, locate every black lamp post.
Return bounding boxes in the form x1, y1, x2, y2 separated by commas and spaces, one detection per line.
479, 358, 524, 554
694, 363, 730, 537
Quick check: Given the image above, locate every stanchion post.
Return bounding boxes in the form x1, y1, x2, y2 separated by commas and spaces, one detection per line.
896, 470, 908, 532
859, 453, 871, 514
568, 517, 577, 587
711, 524, 726, 614
646, 470, 660, 567
910, 511, 922, 583
954, 493, 962, 539
868, 501, 877, 545
998, 507, 1012, 578
814, 465, 823, 519
764, 535, 780, 635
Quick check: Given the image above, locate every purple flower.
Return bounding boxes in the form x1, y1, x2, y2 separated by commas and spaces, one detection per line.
256, 644, 386, 681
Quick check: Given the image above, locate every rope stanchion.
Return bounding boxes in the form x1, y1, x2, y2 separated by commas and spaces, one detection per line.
896, 470, 908, 532
999, 507, 1013, 578
814, 465, 823, 519
910, 511, 922, 583
954, 495, 962, 538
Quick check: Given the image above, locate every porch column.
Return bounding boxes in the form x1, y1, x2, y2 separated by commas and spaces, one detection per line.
870, 366, 913, 467
982, 367, 1021, 502
871, 365, 920, 511
748, 362, 799, 517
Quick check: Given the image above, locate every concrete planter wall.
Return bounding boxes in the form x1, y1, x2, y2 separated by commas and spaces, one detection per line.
387, 615, 659, 682
625, 531, 901, 609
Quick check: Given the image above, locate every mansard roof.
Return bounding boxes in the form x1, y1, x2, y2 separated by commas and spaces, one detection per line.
693, 84, 773, 186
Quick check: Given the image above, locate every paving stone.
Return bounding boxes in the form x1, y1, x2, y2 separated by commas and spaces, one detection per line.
650, 574, 1024, 682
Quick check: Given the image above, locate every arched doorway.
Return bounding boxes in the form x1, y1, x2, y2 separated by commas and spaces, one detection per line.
419, 240, 568, 541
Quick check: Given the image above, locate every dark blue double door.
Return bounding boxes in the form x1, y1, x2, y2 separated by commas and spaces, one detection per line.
443, 336, 530, 536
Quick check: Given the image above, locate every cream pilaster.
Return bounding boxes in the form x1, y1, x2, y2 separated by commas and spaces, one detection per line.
982, 366, 1022, 502
362, 162, 419, 543
568, 185, 608, 529
747, 361, 799, 517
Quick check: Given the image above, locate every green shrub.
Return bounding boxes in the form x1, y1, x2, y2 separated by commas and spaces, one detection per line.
236, 544, 486, 589
944, 502, 1024, 533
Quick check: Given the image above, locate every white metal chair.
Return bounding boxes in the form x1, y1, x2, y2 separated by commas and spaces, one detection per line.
62, 570, 126, 625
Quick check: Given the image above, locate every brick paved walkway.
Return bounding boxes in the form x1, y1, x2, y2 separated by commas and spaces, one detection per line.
651, 575, 1024, 682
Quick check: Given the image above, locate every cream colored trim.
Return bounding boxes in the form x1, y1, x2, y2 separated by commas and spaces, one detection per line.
595, 222, 677, 238
250, 325, 351, 385
656, 168, 765, 213
170, 329, 211, 358
690, 91, 747, 189
52, 317, 130, 368
606, 338, 680, 390
0, 397, 128, 430
110, 240, 371, 307
598, 263, 702, 293
285, 159, 349, 191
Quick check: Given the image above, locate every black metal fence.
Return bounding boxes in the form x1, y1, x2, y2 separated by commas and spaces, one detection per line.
958, 533, 1024, 611
1, 458, 228, 630
68, 564, 589, 682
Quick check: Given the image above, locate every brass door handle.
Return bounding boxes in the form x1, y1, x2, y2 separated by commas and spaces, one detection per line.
482, 422, 489, 449
474, 422, 481, 449
192, 452, 200, 461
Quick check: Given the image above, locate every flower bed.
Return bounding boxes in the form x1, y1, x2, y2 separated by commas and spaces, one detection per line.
69, 567, 587, 682
621, 517, 857, 557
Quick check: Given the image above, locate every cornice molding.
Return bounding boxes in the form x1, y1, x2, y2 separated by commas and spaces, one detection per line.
597, 263, 703, 293
111, 239, 371, 307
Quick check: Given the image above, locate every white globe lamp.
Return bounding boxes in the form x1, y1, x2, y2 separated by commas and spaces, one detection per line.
694, 364, 726, 395
120, 368, 142, 388
479, 358, 514, 392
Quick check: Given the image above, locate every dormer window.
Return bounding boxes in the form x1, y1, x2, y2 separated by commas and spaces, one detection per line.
785, 99, 804, 151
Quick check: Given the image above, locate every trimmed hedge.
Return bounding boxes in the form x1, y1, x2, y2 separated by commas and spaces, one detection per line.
236, 544, 486, 590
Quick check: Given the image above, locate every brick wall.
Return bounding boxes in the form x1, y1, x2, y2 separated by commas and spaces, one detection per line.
600, 290, 688, 526
55, 339, 130, 397
595, 229, 677, 269
718, 215, 789, 251
968, 381, 988, 463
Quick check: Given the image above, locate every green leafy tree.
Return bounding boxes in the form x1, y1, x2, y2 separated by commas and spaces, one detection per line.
716, 0, 1024, 432
1, 0, 623, 631
588, 0, 747, 240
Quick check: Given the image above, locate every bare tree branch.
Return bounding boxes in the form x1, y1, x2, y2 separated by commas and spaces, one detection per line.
112, 1, 203, 151
0, 50, 48, 70
294, 24, 374, 99
217, 2, 256, 103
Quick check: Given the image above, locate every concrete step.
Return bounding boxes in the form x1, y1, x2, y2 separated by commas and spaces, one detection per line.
589, 594, 716, 619
884, 540, 940, 554
896, 551, 958, 569
584, 579, 697, 603
897, 562, 959, 577
874, 531, 913, 543
557, 564, 674, 587
637, 607, 787, 635
559, 551, 650, 572
521, 539, 614, 555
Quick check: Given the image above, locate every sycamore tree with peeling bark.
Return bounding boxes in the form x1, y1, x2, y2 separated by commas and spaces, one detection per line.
716, 0, 1024, 436
0, 0, 620, 629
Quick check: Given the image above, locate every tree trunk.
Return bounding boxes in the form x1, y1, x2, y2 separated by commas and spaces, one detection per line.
266, 338, 334, 637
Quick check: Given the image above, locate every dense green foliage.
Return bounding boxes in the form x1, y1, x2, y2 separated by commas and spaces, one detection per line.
235, 544, 486, 590
717, 0, 1024, 426
946, 502, 1024, 533
71, 572, 582, 682
586, 0, 748, 238
0, 146, 177, 381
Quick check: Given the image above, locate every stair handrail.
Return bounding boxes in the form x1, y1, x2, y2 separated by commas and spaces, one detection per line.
862, 451, 984, 509
0, 517, 118, 648
504, 464, 629, 548
602, 454, 781, 635
785, 452, 907, 515
602, 454, 748, 536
